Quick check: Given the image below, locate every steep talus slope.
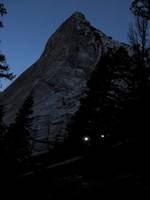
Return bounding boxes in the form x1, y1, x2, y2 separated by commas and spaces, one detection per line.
0, 12, 124, 153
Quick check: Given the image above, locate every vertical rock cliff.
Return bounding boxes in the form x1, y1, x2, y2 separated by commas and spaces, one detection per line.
0, 12, 124, 154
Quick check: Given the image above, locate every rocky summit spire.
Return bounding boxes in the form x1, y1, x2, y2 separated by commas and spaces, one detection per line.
67, 11, 86, 21
0, 12, 122, 154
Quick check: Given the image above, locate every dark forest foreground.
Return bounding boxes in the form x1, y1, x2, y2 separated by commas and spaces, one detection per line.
1, 141, 150, 200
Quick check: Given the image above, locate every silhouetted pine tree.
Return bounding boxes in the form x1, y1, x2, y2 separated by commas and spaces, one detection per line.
0, 3, 15, 83
131, 0, 150, 19
0, 104, 6, 138
0, 104, 6, 168
66, 47, 137, 156
129, 0, 150, 143
130, 0, 150, 178
0, 3, 7, 27
5, 95, 34, 164
65, 47, 142, 180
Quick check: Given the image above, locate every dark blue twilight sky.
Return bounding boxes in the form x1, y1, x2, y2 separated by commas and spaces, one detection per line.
1, 0, 132, 90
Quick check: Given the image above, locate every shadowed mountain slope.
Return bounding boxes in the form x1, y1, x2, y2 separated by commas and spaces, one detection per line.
0, 12, 125, 154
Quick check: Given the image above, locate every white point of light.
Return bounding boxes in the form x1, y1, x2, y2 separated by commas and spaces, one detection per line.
83, 136, 90, 142
101, 134, 105, 138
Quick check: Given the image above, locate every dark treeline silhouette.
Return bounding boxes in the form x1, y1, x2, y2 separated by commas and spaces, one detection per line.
65, 0, 150, 183
0, 95, 34, 178
130, 0, 150, 180
66, 47, 138, 176
0, 3, 15, 82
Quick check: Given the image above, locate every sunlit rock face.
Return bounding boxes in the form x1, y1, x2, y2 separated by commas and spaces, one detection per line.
0, 12, 124, 154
